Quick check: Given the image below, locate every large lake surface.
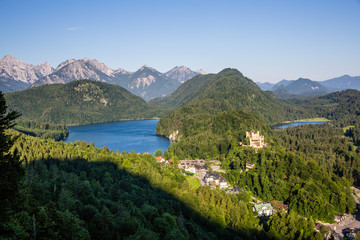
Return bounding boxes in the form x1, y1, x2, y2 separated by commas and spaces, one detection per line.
272, 121, 329, 129
64, 119, 170, 154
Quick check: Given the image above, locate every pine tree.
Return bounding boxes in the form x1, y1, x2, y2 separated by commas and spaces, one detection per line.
0, 91, 23, 236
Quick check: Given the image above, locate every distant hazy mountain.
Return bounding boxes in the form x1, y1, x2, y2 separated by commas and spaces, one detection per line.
256, 82, 275, 91
321, 75, 360, 90
272, 80, 292, 88
0, 55, 53, 92
164, 66, 205, 83
271, 85, 298, 100
257, 74, 360, 99
5, 80, 156, 125
256, 80, 292, 92
124, 65, 181, 101
272, 78, 331, 99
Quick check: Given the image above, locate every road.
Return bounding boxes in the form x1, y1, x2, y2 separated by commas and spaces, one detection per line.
322, 187, 360, 240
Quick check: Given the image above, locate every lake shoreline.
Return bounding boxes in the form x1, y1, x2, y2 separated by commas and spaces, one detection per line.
279, 118, 330, 124
272, 119, 331, 129
64, 119, 170, 154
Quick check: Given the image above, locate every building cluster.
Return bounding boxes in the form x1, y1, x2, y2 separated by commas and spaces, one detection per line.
204, 172, 228, 190
178, 160, 206, 174
178, 160, 233, 190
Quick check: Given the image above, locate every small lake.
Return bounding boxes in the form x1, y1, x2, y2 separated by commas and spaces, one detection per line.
272, 121, 329, 129
64, 119, 170, 154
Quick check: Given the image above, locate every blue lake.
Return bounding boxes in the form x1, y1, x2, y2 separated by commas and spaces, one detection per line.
64, 119, 170, 155
272, 121, 329, 129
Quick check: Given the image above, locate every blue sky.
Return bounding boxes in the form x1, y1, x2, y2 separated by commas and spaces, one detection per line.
1, 0, 359, 83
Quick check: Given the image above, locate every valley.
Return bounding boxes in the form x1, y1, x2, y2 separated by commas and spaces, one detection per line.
2, 68, 360, 240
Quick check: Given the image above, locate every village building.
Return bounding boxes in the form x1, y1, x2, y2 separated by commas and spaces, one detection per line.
253, 202, 274, 217
228, 186, 244, 194
155, 157, 165, 163
211, 165, 225, 173
246, 162, 255, 171
204, 172, 229, 189
137, 152, 150, 155
334, 214, 346, 224
344, 228, 358, 239
194, 164, 207, 173
185, 164, 196, 174
219, 180, 228, 190
270, 201, 289, 212
178, 160, 208, 173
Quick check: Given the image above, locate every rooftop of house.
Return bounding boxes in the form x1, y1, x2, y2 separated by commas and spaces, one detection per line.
270, 201, 289, 212
344, 228, 358, 234
246, 162, 255, 168
205, 172, 227, 182
334, 214, 345, 221
185, 164, 195, 168
254, 203, 273, 212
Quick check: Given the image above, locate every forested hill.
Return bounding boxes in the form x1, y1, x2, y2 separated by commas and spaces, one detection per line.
151, 68, 305, 122
290, 89, 360, 126
5, 80, 157, 125
154, 69, 308, 158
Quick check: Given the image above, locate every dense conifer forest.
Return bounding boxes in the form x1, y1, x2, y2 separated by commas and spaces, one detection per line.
5, 80, 157, 125
14, 121, 69, 141
2, 70, 360, 239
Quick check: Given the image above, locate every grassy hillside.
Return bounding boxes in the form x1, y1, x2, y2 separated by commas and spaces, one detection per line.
5, 80, 157, 125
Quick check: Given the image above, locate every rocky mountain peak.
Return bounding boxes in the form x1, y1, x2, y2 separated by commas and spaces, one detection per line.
196, 69, 206, 75
33, 58, 116, 86
55, 59, 76, 71
1, 55, 28, 68
115, 68, 131, 75
165, 66, 205, 83
2, 55, 23, 63
138, 65, 157, 72
0, 55, 53, 84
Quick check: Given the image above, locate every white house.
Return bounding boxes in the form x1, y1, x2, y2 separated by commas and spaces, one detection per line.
253, 203, 273, 217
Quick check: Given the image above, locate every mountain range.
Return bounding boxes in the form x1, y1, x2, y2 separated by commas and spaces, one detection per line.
0, 55, 53, 92
0, 55, 204, 101
256, 75, 360, 99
